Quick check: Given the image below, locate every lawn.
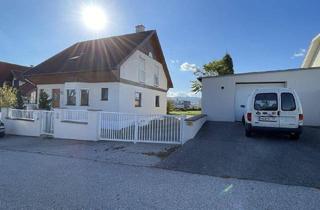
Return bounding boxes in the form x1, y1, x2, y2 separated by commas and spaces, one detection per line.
169, 110, 202, 116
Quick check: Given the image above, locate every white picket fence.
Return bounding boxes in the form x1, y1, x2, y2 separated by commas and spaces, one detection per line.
8, 109, 36, 120
61, 109, 88, 123
99, 112, 185, 144
4, 108, 206, 144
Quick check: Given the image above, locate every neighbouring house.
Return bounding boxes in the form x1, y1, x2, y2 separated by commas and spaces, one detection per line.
25, 25, 173, 114
169, 97, 202, 110
0, 61, 36, 105
200, 33, 320, 126
302, 33, 320, 68
174, 100, 192, 109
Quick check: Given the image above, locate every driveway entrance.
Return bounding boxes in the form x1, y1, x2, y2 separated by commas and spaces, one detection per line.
158, 121, 320, 188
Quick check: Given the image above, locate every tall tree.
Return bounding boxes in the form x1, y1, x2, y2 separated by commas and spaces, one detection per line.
0, 85, 17, 108
191, 53, 234, 93
15, 90, 24, 109
39, 91, 51, 110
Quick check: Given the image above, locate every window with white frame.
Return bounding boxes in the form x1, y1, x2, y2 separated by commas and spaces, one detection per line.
135, 92, 142, 107
80, 89, 89, 106
66, 89, 76, 106
154, 65, 160, 87
138, 58, 146, 83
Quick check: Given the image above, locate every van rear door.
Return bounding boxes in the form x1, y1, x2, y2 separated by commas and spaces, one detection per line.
252, 92, 280, 128
279, 91, 299, 128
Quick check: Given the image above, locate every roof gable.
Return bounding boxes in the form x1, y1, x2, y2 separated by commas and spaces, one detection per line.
26, 31, 155, 75
302, 34, 320, 68
25, 30, 173, 88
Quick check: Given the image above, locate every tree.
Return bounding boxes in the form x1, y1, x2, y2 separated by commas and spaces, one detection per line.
167, 100, 175, 114
191, 53, 234, 93
0, 85, 17, 108
15, 90, 24, 109
39, 91, 51, 110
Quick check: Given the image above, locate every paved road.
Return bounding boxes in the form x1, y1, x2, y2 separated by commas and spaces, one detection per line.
0, 148, 319, 210
0, 135, 171, 167
159, 122, 320, 188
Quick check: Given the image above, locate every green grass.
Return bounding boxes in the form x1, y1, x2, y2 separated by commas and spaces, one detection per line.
169, 110, 202, 116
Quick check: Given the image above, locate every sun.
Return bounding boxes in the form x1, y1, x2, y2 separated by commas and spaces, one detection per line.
81, 5, 107, 31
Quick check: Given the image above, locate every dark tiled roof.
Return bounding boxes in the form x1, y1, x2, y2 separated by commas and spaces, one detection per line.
26, 30, 155, 75
0, 61, 30, 84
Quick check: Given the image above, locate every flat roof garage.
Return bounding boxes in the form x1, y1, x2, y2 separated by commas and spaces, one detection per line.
200, 67, 320, 126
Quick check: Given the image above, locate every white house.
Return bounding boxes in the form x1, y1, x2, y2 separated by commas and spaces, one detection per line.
302, 33, 320, 68
25, 25, 173, 115
201, 33, 320, 126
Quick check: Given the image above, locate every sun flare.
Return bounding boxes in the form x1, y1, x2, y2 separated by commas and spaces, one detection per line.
81, 5, 107, 31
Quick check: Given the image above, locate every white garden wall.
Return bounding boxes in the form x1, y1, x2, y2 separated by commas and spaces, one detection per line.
53, 110, 100, 141
182, 115, 207, 143
1, 109, 41, 137
2, 109, 206, 144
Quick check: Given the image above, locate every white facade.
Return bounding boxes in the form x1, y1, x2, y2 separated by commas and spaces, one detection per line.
202, 68, 320, 126
120, 50, 168, 90
37, 50, 168, 115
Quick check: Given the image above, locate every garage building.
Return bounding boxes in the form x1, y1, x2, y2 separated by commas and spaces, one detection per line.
200, 67, 320, 126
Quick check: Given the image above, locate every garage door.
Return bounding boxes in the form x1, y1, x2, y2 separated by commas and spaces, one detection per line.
235, 83, 286, 121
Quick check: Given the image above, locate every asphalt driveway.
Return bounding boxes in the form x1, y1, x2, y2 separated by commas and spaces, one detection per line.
158, 121, 320, 188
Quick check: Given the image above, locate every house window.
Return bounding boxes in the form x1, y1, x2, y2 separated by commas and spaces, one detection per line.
80, 89, 89, 106
154, 66, 159, 87
66, 89, 76, 106
138, 58, 146, 83
135, 92, 142, 107
101, 88, 108, 101
155, 95, 160, 107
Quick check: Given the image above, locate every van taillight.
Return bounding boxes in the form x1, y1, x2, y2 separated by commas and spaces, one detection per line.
247, 113, 252, 122
299, 114, 304, 121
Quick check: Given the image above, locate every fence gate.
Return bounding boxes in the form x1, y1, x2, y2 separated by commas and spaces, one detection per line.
40, 111, 54, 135
99, 112, 184, 144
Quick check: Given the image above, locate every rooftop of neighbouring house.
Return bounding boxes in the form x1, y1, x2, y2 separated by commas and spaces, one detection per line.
0, 61, 30, 84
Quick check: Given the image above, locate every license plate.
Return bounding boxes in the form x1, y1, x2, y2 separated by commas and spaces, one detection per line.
259, 116, 276, 122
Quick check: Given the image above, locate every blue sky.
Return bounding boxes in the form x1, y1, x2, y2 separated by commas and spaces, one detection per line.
0, 0, 319, 98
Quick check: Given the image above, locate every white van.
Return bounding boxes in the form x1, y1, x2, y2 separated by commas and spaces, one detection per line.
244, 88, 303, 139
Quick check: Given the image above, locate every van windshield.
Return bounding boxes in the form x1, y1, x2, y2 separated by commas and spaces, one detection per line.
254, 93, 278, 111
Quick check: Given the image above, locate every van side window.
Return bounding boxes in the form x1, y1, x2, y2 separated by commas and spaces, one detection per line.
281, 93, 296, 111
254, 93, 278, 111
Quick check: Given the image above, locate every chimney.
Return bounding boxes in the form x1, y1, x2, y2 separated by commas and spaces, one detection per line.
135, 24, 145, 33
